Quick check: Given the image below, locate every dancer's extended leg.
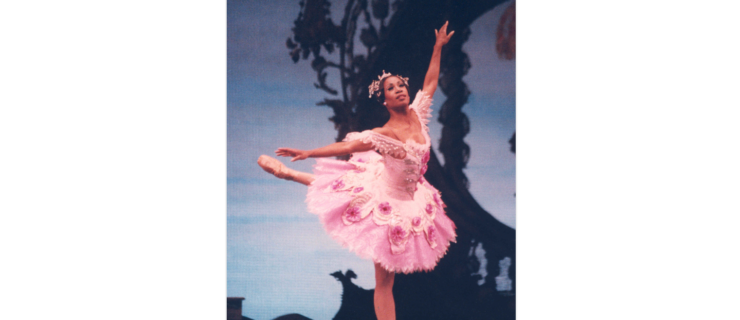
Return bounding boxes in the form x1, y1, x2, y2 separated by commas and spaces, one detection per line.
257, 155, 314, 186
374, 262, 396, 320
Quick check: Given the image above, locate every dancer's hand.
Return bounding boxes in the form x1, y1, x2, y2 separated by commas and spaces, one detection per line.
434, 21, 454, 47
276, 148, 311, 162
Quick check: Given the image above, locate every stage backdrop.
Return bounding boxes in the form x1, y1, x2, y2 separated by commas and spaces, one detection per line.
228, 1, 515, 319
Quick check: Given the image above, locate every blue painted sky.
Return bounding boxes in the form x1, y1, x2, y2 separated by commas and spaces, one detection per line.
227, 0, 515, 319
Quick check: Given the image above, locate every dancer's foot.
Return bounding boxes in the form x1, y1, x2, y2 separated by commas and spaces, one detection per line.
258, 155, 293, 180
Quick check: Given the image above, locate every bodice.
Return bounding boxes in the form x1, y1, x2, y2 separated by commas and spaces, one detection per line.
379, 143, 428, 200
344, 90, 434, 200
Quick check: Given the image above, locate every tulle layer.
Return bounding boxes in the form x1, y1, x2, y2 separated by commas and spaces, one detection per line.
306, 153, 457, 274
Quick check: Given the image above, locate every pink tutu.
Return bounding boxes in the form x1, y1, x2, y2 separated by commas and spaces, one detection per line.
305, 91, 457, 273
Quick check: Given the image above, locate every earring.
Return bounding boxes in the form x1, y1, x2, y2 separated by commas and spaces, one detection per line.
383, 102, 387, 106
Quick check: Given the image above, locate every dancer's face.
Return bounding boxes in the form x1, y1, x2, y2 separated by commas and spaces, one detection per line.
383, 76, 408, 109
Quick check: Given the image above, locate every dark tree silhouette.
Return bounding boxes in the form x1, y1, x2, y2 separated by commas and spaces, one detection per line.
287, 1, 516, 319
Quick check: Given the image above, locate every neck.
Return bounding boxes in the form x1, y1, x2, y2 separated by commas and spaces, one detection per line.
387, 105, 414, 125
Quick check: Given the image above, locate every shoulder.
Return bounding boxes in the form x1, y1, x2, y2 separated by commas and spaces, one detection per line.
409, 90, 433, 124
343, 127, 402, 154
410, 90, 432, 109
344, 128, 393, 144
371, 127, 394, 137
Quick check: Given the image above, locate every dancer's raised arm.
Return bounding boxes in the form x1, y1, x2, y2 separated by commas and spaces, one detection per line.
276, 139, 374, 162
422, 21, 454, 97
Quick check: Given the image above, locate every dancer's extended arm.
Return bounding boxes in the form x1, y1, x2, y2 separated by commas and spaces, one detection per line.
276, 139, 374, 162
422, 21, 454, 97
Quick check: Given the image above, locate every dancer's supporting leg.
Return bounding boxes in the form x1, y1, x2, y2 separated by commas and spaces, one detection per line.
374, 262, 396, 320
257, 155, 315, 186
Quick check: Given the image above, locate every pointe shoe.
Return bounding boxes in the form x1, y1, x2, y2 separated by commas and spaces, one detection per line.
258, 155, 293, 180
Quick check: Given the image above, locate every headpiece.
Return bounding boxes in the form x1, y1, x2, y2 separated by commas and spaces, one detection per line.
368, 70, 409, 98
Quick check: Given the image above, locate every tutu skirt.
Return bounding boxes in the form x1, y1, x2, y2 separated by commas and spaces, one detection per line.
306, 150, 457, 274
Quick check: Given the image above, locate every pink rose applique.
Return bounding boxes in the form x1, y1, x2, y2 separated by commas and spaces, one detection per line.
390, 226, 406, 244
425, 203, 434, 215
344, 206, 362, 222
433, 192, 444, 208
412, 216, 421, 226
331, 179, 345, 190
426, 225, 438, 249
378, 202, 392, 215
427, 226, 437, 241
353, 187, 364, 193
420, 164, 428, 176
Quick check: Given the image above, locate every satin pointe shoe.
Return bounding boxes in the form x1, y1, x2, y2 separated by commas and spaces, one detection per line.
258, 155, 293, 180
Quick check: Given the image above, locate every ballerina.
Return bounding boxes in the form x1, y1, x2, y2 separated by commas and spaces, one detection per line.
258, 21, 456, 320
